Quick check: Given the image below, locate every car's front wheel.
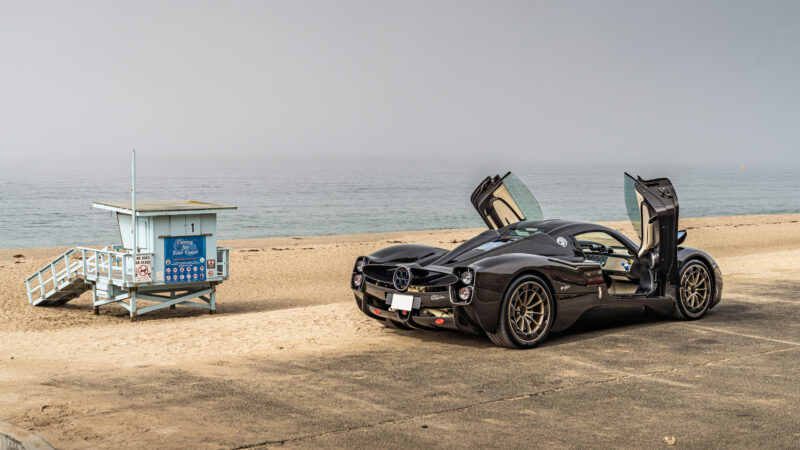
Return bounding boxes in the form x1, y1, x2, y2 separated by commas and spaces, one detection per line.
674, 260, 712, 320
487, 274, 555, 349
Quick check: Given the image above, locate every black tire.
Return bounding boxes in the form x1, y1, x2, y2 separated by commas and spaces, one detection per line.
674, 260, 712, 320
382, 318, 412, 330
486, 274, 555, 349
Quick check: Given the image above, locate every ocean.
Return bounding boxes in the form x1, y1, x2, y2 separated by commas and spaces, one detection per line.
0, 158, 798, 249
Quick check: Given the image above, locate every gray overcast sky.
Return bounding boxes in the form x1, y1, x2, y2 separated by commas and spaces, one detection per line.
1, 0, 799, 168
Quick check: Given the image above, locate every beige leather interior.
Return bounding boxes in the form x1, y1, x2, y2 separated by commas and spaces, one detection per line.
601, 255, 630, 272
607, 276, 639, 295
637, 192, 659, 258
574, 231, 641, 296
488, 184, 525, 228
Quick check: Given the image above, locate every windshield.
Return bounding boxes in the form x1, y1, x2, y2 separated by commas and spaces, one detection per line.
624, 173, 642, 239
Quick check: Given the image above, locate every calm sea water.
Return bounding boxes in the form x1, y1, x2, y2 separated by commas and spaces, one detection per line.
0, 158, 798, 249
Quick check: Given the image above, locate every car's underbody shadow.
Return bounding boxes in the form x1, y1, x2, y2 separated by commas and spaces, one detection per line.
379, 306, 692, 349
377, 321, 497, 348
543, 307, 668, 347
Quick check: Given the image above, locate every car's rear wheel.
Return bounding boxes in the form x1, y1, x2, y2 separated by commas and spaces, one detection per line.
487, 274, 554, 349
674, 260, 712, 320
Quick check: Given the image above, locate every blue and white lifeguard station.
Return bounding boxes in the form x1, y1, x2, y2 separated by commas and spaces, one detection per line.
24, 151, 236, 320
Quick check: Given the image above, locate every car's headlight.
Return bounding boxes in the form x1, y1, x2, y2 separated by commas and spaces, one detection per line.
353, 273, 364, 287
458, 286, 472, 301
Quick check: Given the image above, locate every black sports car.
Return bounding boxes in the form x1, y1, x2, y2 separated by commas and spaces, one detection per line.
350, 173, 723, 348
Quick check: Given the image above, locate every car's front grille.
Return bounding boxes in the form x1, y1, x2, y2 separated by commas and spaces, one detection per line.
365, 276, 394, 289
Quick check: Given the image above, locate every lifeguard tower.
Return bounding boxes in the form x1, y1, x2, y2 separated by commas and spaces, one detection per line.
24, 152, 236, 320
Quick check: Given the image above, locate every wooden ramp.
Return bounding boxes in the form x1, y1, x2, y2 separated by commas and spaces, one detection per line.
24, 248, 90, 306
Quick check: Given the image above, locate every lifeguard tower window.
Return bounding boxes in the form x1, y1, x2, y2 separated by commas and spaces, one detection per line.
25, 199, 236, 320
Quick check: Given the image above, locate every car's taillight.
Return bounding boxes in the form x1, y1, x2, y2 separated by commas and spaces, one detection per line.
460, 269, 473, 285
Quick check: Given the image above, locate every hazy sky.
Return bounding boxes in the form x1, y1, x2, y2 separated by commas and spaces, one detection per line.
1, 0, 799, 168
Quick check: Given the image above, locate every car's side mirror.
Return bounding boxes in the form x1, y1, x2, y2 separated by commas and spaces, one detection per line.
677, 230, 687, 246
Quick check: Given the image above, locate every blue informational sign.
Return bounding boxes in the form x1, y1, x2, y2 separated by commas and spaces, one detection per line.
164, 236, 206, 284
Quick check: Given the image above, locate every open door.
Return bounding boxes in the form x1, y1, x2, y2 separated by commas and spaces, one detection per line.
623, 173, 680, 293
471, 172, 544, 230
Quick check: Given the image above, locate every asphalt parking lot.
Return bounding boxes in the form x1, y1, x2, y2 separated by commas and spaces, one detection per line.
12, 276, 796, 449
271, 279, 800, 448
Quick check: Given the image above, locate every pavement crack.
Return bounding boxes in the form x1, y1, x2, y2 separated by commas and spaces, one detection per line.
233, 345, 800, 449
230, 371, 683, 448
232, 381, 599, 449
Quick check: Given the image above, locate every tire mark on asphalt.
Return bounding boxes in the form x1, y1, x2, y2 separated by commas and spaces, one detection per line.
233, 345, 800, 449
717, 294, 800, 306
547, 355, 696, 388
696, 346, 798, 367
686, 324, 800, 347
722, 296, 799, 305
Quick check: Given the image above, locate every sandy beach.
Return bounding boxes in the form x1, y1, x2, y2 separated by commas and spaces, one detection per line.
2, 213, 800, 448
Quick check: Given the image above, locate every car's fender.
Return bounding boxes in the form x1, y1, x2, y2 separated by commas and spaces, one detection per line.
678, 246, 723, 308
467, 253, 601, 334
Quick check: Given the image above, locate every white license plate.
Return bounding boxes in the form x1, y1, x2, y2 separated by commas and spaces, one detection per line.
391, 294, 414, 311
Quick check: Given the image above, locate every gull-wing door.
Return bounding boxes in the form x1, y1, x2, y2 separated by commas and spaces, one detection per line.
471, 172, 544, 230
623, 173, 680, 290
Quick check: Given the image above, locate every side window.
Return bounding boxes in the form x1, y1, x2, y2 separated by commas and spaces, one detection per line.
573, 231, 635, 273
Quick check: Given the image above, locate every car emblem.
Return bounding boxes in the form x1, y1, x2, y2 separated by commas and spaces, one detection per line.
393, 266, 411, 291
556, 236, 568, 247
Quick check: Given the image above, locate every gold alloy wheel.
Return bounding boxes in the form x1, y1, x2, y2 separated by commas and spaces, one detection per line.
680, 263, 711, 316
508, 281, 549, 342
